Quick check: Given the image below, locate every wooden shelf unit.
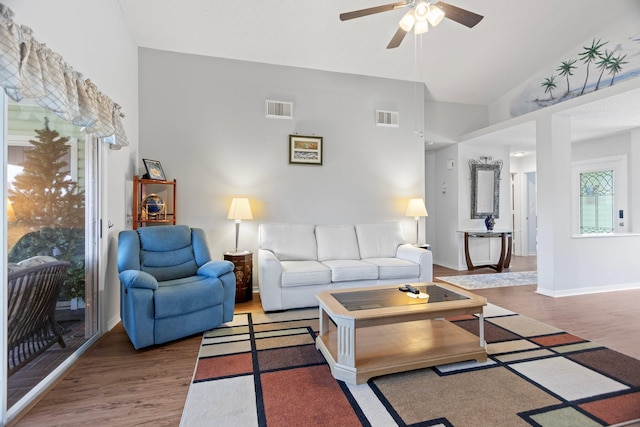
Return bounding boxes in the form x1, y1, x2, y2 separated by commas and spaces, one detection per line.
133, 175, 176, 229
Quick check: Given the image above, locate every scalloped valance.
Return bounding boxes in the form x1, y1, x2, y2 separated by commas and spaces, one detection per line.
0, 4, 128, 148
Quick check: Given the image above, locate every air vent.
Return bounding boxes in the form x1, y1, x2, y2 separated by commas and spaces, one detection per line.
375, 110, 399, 127
265, 100, 293, 119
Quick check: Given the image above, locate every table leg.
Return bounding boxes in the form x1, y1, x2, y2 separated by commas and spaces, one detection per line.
334, 317, 356, 368
479, 312, 486, 348
319, 305, 329, 337
464, 232, 474, 270
504, 235, 513, 268
496, 233, 506, 272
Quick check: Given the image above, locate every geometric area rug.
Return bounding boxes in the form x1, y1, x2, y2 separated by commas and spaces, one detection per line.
436, 271, 537, 290
180, 305, 640, 426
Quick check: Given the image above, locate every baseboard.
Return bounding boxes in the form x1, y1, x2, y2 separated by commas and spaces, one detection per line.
106, 315, 121, 331
433, 259, 464, 271
536, 281, 640, 297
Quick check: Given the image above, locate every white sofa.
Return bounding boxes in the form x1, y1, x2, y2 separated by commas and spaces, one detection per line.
258, 222, 433, 311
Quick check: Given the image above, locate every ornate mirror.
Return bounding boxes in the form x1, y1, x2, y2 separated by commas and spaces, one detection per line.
469, 156, 502, 219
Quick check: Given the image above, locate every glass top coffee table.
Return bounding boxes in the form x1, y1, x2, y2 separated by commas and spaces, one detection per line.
315, 282, 487, 384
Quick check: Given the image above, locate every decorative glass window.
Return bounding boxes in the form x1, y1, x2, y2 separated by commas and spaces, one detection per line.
579, 170, 614, 234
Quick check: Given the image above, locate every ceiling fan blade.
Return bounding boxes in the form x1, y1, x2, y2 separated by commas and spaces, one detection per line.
437, 1, 484, 28
340, 1, 408, 21
386, 26, 408, 49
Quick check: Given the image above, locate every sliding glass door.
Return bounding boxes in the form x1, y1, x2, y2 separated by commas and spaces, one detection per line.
4, 96, 99, 414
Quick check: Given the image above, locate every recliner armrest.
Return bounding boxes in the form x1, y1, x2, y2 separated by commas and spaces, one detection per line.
119, 270, 159, 290
197, 260, 234, 278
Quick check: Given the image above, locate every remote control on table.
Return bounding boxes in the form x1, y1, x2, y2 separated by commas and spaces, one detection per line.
404, 284, 420, 294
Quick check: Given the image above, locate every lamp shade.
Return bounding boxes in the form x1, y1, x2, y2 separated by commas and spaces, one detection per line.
399, 9, 416, 31
227, 198, 253, 220
414, 1, 429, 21
427, 6, 445, 26
406, 198, 428, 218
414, 20, 429, 35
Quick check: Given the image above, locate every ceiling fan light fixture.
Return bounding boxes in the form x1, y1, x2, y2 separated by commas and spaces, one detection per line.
427, 6, 445, 26
414, 1, 429, 22
414, 20, 429, 34
338, 0, 484, 49
399, 9, 416, 31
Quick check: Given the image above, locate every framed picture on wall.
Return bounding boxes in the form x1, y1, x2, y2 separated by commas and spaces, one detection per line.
289, 135, 323, 165
142, 159, 166, 180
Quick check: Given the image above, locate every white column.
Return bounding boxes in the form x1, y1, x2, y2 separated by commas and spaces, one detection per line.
535, 114, 572, 296
629, 129, 640, 232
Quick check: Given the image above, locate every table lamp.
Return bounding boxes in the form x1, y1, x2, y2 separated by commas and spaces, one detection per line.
406, 198, 428, 245
227, 198, 253, 253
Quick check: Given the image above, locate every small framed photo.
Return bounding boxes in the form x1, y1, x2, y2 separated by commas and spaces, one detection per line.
142, 159, 166, 180
289, 135, 323, 165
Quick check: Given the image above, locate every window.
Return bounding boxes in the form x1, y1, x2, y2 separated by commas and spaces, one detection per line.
579, 170, 614, 234
572, 156, 627, 235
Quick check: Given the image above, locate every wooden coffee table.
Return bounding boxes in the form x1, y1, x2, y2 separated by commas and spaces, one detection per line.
315, 282, 487, 384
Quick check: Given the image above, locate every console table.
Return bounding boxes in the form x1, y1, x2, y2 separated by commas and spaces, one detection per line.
460, 230, 512, 272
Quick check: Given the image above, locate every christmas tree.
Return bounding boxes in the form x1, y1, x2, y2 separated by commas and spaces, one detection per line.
9, 117, 84, 228
8, 118, 86, 301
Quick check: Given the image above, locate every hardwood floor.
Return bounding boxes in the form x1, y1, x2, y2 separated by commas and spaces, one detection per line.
434, 257, 640, 360
13, 256, 640, 426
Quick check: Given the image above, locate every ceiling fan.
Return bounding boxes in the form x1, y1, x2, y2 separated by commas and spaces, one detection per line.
340, 1, 483, 49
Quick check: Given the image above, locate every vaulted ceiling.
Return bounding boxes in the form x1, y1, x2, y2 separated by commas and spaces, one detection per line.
116, 0, 638, 106
116, 0, 640, 150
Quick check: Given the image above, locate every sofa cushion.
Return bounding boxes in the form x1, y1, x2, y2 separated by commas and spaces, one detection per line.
154, 276, 224, 319
259, 224, 318, 261
356, 223, 406, 259
281, 260, 331, 287
316, 225, 360, 262
136, 226, 199, 281
322, 260, 378, 282
363, 257, 419, 279
138, 225, 192, 251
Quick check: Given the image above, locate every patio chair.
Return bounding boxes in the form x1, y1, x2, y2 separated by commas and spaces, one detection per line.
7, 256, 70, 376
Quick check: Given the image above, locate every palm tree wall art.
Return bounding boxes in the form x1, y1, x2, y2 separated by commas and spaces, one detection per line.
509, 12, 640, 118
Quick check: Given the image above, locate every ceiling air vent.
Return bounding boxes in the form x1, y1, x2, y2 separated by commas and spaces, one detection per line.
265, 100, 293, 119
376, 110, 399, 127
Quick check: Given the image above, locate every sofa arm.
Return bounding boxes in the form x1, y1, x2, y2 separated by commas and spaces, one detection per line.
258, 249, 283, 311
197, 260, 234, 278
119, 270, 159, 290
396, 244, 433, 282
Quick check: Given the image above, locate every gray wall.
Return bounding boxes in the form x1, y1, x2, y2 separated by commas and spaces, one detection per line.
138, 48, 427, 281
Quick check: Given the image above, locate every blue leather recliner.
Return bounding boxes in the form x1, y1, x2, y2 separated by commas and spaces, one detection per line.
117, 225, 236, 349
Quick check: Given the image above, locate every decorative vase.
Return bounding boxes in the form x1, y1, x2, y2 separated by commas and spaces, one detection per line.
484, 215, 495, 231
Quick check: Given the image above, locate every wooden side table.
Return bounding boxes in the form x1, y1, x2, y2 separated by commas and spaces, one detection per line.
223, 251, 253, 303
459, 230, 512, 272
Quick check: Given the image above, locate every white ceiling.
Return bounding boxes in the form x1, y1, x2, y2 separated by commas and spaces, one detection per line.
459, 85, 640, 154
116, 0, 640, 149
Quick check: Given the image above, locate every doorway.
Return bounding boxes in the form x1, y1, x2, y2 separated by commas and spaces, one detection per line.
526, 171, 537, 255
